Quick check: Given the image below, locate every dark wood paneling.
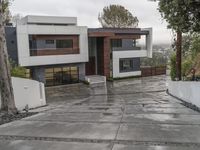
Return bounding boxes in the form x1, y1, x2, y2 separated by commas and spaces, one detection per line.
88, 32, 115, 37
141, 66, 166, 77
30, 48, 79, 56
85, 56, 96, 75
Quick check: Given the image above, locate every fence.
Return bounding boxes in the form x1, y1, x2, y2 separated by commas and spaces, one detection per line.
141, 66, 167, 77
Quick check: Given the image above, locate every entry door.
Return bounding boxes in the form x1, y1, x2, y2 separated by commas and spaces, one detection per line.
86, 57, 96, 75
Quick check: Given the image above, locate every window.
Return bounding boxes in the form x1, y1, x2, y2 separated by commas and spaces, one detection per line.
120, 58, 134, 72
25, 69, 32, 78
56, 39, 73, 48
45, 66, 79, 86
45, 40, 54, 44
111, 39, 122, 48
133, 40, 137, 47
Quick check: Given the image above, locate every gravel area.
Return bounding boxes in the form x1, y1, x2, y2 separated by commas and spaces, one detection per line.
0, 112, 38, 125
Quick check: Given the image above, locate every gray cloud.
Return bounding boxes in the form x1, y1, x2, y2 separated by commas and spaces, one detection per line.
10, 0, 173, 45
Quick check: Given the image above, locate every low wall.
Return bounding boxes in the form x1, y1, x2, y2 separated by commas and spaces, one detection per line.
168, 81, 200, 108
0, 77, 46, 111
141, 66, 166, 77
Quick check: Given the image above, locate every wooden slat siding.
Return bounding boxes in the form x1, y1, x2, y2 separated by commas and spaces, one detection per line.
88, 32, 115, 37
141, 66, 166, 77
88, 33, 141, 39
103, 37, 111, 78
32, 35, 79, 40
111, 35, 141, 39
155, 66, 167, 75
85, 56, 96, 75
30, 48, 79, 56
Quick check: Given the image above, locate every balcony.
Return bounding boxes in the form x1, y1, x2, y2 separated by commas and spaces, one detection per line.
112, 47, 141, 51
30, 48, 80, 56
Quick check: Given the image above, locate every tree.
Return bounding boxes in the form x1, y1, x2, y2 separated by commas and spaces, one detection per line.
98, 5, 139, 28
0, 0, 17, 114
190, 33, 200, 59
2, 0, 11, 24
151, 0, 200, 80
11, 13, 22, 26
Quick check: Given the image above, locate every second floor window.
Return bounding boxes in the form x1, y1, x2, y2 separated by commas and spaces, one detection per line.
56, 39, 73, 48
111, 39, 122, 48
46, 40, 55, 44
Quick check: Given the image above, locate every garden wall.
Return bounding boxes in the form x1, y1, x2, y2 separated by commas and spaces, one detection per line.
0, 77, 46, 111
168, 81, 200, 108
141, 66, 166, 77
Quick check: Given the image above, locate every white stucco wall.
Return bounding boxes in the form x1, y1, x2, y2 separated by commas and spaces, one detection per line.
168, 81, 200, 108
19, 15, 77, 25
112, 28, 153, 78
0, 77, 46, 111
17, 24, 88, 67
112, 50, 146, 78
142, 28, 153, 58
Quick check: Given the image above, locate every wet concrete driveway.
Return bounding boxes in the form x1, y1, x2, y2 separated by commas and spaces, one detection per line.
0, 76, 200, 150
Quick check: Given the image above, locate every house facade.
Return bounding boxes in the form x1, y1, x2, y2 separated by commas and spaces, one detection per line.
6, 15, 152, 86
15, 15, 88, 86
86, 28, 152, 79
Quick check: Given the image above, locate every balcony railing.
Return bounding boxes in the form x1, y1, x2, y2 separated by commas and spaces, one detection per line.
30, 48, 80, 56
112, 47, 141, 51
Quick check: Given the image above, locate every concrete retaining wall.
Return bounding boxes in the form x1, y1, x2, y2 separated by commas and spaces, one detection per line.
0, 77, 46, 111
168, 81, 200, 108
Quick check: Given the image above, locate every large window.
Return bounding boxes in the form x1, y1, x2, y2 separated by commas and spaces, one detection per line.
56, 39, 73, 48
45, 40, 54, 44
120, 58, 134, 72
29, 35, 79, 56
45, 66, 79, 86
111, 39, 122, 48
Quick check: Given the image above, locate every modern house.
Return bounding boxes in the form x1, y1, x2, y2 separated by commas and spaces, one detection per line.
12, 15, 88, 86
5, 15, 152, 86
86, 28, 152, 79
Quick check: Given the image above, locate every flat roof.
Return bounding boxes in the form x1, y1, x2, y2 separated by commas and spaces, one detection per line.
88, 28, 149, 35
19, 15, 77, 25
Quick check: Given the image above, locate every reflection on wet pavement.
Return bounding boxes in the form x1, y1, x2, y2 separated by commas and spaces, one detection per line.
0, 75, 200, 150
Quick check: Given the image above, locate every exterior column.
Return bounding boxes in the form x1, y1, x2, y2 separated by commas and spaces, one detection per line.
103, 37, 110, 78
32, 67, 45, 83
78, 63, 86, 81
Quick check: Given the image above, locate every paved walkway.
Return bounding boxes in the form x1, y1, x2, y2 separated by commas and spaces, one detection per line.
0, 76, 200, 150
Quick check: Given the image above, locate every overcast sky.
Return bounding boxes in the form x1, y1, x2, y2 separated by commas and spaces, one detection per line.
10, 0, 173, 45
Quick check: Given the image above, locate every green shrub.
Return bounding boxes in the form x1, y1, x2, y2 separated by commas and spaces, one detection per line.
170, 53, 177, 81
140, 52, 167, 67
10, 59, 27, 78
182, 57, 193, 78
11, 66, 26, 78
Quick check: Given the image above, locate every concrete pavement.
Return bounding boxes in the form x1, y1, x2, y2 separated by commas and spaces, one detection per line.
0, 75, 199, 150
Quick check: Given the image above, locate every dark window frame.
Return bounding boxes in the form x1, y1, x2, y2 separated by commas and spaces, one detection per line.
119, 58, 135, 73
45, 66, 79, 86
56, 39, 73, 49
111, 39, 122, 48
45, 40, 55, 44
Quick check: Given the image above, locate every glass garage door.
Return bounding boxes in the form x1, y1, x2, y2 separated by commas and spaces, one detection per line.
45, 66, 79, 86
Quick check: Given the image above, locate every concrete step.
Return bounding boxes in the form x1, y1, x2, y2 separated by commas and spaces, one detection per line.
85, 75, 106, 86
